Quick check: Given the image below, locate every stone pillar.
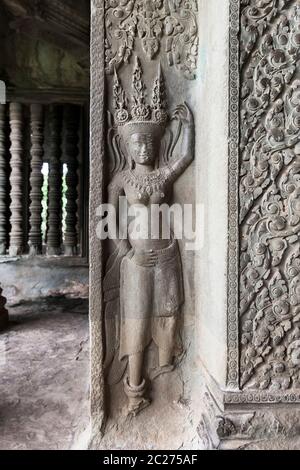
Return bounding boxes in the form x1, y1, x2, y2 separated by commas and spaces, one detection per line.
88, 0, 201, 450
9, 103, 23, 257
0, 105, 7, 255
197, 0, 300, 450
0, 285, 8, 331
89, 0, 105, 445
28, 104, 44, 255
46, 105, 62, 256
87, 0, 300, 451
63, 104, 80, 256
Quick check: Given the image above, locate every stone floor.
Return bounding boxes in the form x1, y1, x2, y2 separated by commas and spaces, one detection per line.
0, 298, 89, 450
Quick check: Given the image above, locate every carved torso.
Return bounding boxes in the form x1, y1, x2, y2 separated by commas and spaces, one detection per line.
111, 166, 175, 251
122, 167, 173, 205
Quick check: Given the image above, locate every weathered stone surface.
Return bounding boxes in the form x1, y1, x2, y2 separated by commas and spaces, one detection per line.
46, 105, 63, 256
103, 56, 195, 417
0, 258, 88, 305
0, 298, 89, 450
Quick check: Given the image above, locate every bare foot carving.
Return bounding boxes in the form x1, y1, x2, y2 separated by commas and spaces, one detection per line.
124, 397, 151, 418
123, 376, 151, 417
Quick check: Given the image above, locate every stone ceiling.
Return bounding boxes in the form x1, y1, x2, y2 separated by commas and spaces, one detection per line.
0, 0, 90, 90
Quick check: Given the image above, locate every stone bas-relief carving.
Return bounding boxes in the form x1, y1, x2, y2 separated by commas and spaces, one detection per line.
240, 2, 300, 391
105, 0, 198, 80
103, 58, 195, 416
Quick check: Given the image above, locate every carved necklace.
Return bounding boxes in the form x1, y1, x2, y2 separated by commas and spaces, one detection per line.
123, 169, 168, 198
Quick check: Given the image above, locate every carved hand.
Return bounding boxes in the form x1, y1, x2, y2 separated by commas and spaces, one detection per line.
167, 102, 195, 178
172, 102, 194, 128
132, 249, 158, 267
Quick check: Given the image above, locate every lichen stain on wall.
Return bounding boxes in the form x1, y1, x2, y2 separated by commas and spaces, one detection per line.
5, 36, 89, 89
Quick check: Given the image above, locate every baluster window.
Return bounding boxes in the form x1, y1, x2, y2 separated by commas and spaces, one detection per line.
0, 102, 88, 259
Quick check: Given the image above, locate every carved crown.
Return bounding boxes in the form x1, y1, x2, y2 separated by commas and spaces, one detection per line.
113, 57, 168, 139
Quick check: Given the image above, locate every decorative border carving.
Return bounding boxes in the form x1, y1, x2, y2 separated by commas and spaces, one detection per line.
89, 0, 106, 442
227, 0, 300, 403
227, 0, 241, 390
225, 390, 300, 404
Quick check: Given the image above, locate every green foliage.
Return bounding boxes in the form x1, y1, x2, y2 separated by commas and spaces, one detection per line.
41, 163, 68, 244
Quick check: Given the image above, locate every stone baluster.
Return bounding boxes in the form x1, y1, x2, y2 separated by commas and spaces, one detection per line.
0, 105, 7, 255
46, 105, 62, 256
63, 105, 80, 256
9, 103, 23, 256
28, 104, 44, 255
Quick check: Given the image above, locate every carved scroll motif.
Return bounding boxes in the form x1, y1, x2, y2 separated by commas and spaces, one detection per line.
105, 0, 198, 80
239, 2, 300, 391
63, 105, 80, 256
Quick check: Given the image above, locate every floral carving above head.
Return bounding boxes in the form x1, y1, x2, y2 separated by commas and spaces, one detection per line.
105, 0, 199, 80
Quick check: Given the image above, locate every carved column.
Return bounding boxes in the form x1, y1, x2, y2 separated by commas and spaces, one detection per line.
9, 103, 23, 256
63, 105, 80, 256
28, 104, 44, 255
46, 105, 62, 256
196, 0, 300, 451
90, 0, 105, 444
0, 105, 7, 255
0, 284, 8, 331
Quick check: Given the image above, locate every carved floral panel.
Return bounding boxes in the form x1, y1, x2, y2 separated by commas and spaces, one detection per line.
105, 0, 198, 79
239, 0, 300, 391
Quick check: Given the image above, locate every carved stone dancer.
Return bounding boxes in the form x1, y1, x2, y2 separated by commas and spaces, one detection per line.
104, 58, 195, 416
9, 103, 23, 256
47, 105, 62, 256
0, 105, 7, 255
63, 105, 80, 256
28, 104, 44, 255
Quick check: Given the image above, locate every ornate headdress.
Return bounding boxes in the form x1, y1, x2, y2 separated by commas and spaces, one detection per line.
113, 57, 168, 142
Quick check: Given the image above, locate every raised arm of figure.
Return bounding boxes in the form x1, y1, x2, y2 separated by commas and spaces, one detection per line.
107, 174, 128, 249
168, 102, 195, 181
